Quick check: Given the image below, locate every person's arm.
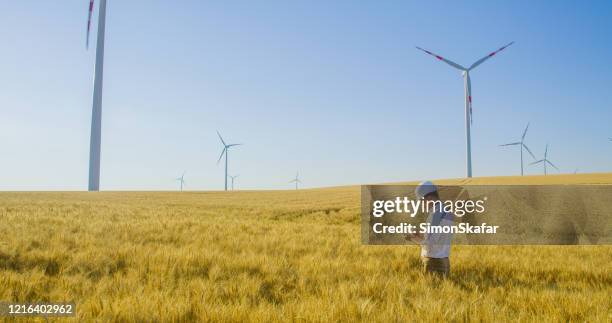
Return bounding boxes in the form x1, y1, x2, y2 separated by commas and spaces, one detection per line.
406, 231, 425, 244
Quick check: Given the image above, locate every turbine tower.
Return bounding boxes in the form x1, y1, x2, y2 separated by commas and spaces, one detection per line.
529, 144, 559, 175
500, 123, 536, 175
417, 42, 514, 178
228, 174, 239, 191
216, 131, 242, 191
86, 0, 108, 191
176, 172, 186, 191
289, 172, 301, 190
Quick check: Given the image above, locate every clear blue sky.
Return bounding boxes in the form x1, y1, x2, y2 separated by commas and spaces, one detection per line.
1, 1, 611, 191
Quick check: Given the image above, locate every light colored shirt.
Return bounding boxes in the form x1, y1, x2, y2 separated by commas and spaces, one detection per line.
420, 209, 454, 258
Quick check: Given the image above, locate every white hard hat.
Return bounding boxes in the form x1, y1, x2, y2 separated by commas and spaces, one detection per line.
415, 181, 437, 199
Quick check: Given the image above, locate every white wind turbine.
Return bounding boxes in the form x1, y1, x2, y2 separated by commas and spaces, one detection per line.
228, 174, 239, 191
216, 131, 242, 191
86, 0, 108, 191
176, 172, 186, 191
417, 42, 514, 178
289, 172, 302, 190
530, 144, 559, 175
500, 123, 536, 175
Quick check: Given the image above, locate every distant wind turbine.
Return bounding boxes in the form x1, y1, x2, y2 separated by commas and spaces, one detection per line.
86, 0, 108, 191
228, 174, 239, 191
216, 131, 242, 191
500, 123, 536, 176
416, 42, 514, 178
289, 172, 302, 190
176, 172, 186, 191
530, 144, 559, 175
574, 168, 579, 174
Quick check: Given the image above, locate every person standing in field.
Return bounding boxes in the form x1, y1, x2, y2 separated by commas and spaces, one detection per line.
407, 181, 454, 277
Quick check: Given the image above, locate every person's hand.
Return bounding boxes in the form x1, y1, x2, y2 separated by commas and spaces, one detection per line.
406, 231, 423, 244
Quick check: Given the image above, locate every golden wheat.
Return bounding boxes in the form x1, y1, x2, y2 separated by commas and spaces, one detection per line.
1, 174, 611, 322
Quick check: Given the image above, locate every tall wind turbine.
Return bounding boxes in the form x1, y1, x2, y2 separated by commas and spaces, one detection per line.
530, 144, 559, 175
228, 174, 239, 191
216, 131, 242, 191
500, 123, 536, 175
176, 172, 186, 191
86, 0, 108, 191
289, 172, 301, 190
417, 42, 514, 178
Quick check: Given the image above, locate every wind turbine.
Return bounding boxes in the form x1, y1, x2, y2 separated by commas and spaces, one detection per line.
216, 131, 242, 191
228, 174, 239, 191
499, 123, 536, 175
289, 172, 302, 190
416, 42, 514, 178
529, 144, 559, 175
176, 172, 186, 191
86, 0, 108, 191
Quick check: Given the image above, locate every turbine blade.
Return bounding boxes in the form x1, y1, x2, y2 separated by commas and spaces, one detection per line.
529, 159, 544, 165
466, 73, 473, 124
415, 46, 466, 70
522, 122, 530, 140
216, 147, 226, 164
228, 143, 242, 147
216, 130, 226, 146
469, 41, 515, 70
500, 142, 521, 147
522, 144, 537, 160
86, 0, 94, 49
547, 160, 559, 171
545, 144, 549, 158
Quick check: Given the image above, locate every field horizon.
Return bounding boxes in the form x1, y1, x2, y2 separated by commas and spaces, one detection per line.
5, 172, 612, 193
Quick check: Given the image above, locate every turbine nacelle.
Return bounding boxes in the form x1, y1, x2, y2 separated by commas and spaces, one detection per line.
216, 131, 242, 164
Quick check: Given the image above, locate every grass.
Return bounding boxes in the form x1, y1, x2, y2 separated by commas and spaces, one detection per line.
1, 174, 611, 322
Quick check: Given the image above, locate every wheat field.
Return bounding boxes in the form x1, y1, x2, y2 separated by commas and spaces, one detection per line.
1, 174, 611, 322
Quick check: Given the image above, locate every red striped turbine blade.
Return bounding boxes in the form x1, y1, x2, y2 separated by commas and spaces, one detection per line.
415, 46, 467, 71
86, 0, 94, 49
488, 41, 514, 57
469, 42, 515, 70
